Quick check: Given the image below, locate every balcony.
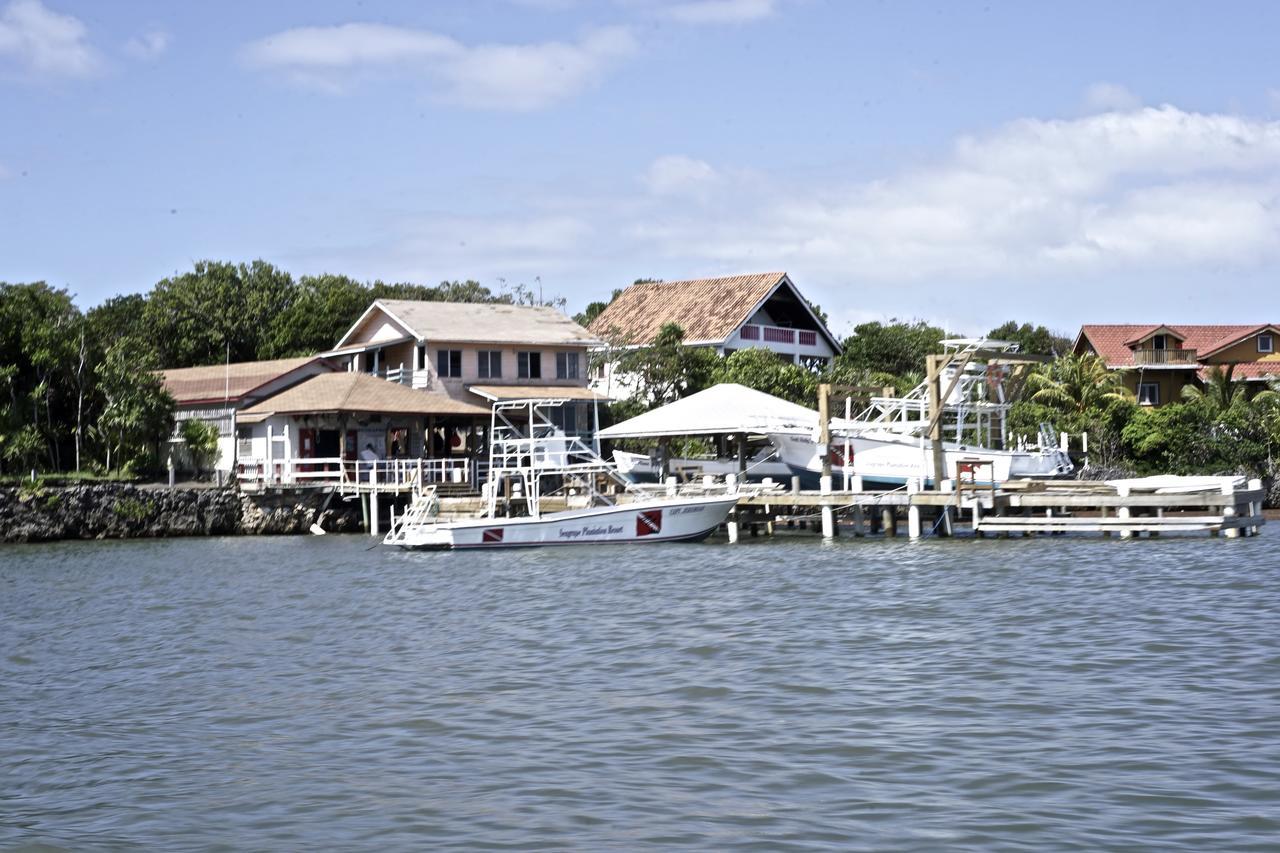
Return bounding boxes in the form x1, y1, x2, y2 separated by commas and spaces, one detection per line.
371, 366, 432, 390
739, 325, 820, 347
1132, 348, 1199, 367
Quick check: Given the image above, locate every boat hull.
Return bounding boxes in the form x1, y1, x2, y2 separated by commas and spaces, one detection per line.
388, 494, 739, 550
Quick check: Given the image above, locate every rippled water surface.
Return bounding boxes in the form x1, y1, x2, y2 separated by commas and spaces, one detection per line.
2, 533, 1279, 851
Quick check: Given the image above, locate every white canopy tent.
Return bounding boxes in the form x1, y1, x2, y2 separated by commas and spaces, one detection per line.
597, 383, 819, 439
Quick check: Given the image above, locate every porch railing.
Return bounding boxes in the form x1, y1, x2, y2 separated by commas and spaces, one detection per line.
236, 457, 476, 490
739, 324, 822, 347
1132, 348, 1199, 366
369, 364, 433, 390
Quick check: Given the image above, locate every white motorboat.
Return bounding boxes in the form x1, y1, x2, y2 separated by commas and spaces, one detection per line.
768, 339, 1073, 488
385, 398, 739, 550
770, 428, 1071, 489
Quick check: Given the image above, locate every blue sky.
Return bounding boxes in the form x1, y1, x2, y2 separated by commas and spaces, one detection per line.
2, 0, 1279, 338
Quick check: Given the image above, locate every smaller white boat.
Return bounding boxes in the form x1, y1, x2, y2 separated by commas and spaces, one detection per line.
385, 398, 739, 550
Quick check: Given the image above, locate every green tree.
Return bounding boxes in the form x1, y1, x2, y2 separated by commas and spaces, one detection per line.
0, 282, 83, 470
987, 321, 1072, 356
606, 323, 718, 412
181, 418, 221, 476
263, 273, 369, 358
145, 260, 297, 367
575, 288, 623, 328
96, 340, 175, 474
713, 348, 817, 406
1023, 353, 1133, 413
835, 319, 947, 379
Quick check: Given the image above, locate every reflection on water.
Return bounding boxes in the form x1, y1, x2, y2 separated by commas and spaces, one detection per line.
2, 534, 1278, 850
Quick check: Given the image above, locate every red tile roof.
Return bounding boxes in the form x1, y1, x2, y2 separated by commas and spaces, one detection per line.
1076, 325, 1262, 367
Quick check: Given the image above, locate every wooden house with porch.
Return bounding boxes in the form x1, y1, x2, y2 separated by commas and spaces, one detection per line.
1074, 324, 1280, 406
234, 371, 492, 490
586, 272, 842, 399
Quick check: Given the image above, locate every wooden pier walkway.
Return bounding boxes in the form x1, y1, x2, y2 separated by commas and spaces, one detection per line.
730, 478, 1266, 541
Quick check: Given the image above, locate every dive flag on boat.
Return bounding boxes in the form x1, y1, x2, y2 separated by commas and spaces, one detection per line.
636, 509, 663, 537
482, 528, 504, 543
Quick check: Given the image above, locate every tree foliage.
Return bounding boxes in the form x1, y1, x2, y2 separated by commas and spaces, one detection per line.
605, 323, 717, 415
834, 320, 946, 379
1024, 353, 1133, 413
986, 320, 1072, 356
712, 348, 817, 406
181, 418, 221, 475
95, 340, 175, 475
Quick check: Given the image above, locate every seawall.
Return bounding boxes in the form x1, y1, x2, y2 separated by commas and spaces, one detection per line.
0, 484, 363, 544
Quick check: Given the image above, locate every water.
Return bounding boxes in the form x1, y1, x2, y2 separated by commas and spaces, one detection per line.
2, 533, 1278, 851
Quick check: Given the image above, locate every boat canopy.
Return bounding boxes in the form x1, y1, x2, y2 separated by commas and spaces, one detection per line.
597, 383, 820, 439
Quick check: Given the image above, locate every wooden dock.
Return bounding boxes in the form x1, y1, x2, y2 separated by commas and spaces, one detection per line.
730, 478, 1266, 541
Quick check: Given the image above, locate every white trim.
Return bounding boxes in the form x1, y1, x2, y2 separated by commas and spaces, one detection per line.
735, 274, 842, 353
334, 300, 422, 349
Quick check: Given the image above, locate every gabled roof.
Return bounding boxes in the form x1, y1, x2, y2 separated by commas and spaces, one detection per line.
239, 372, 489, 417
597, 383, 819, 439
1076, 325, 1265, 367
335, 300, 600, 349
1122, 325, 1185, 346
1198, 324, 1280, 358
587, 272, 839, 350
159, 357, 327, 406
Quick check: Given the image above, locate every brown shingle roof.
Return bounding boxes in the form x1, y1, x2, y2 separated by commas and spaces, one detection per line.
239, 373, 490, 417
587, 272, 788, 345
159, 357, 323, 405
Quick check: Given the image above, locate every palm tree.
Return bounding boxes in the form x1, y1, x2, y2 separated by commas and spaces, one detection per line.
1182, 365, 1280, 413
1024, 353, 1133, 413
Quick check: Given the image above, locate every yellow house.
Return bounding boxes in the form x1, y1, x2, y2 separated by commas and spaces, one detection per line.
1074, 324, 1280, 406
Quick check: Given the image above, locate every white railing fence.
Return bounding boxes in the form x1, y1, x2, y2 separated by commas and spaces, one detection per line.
237, 457, 474, 489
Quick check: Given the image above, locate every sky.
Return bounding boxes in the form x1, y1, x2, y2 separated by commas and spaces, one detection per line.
2, 0, 1279, 339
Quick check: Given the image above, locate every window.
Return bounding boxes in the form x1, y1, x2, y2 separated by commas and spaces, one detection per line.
1138, 383, 1160, 405
1259, 334, 1274, 354
1152, 334, 1167, 350
478, 350, 503, 379
436, 349, 462, 378
518, 351, 542, 379
800, 355, 830, 371
556, 352, 579, 380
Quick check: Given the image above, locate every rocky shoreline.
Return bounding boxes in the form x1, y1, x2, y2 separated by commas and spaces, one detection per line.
0, 484, 364, 544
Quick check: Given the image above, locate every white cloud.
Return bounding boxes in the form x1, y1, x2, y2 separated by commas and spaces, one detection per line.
0, 0, 99, 78
643, 154, 719, 196
660, 0, 777, 24
242, 22, 637, 110
624, 106, 1280, 285
124, 29, 169, 61
1082, 82, 1141, 114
